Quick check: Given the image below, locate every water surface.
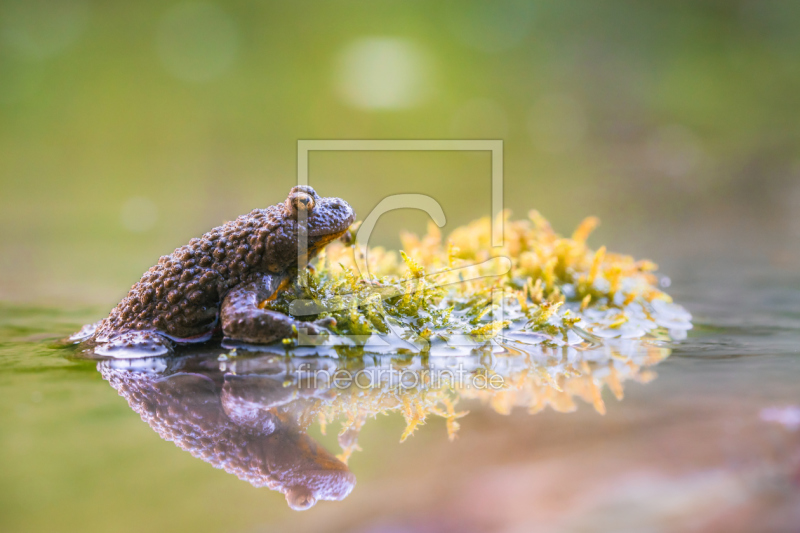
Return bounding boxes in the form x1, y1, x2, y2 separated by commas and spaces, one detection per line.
1, 259, 799, 533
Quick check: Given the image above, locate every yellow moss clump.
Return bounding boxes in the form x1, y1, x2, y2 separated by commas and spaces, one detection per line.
266, 210, 690, 350
249, 210, 691, 458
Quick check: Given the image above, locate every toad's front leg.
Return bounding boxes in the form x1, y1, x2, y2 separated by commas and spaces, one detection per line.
221, 273, 335, 345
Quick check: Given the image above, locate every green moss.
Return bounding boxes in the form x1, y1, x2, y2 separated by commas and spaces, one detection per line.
264, 211, 691, 355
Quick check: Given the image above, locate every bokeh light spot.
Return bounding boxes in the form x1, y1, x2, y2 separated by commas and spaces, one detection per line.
0, 0, 89, 60
336, 38, 432, 110
156, 2, 239, 83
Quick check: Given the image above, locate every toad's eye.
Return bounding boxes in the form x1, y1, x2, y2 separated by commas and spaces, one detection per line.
292, 192, 315, 214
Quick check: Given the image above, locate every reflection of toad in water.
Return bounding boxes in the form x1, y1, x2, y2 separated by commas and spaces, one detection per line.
99, 334, 670, 510
100, 356, 355, 510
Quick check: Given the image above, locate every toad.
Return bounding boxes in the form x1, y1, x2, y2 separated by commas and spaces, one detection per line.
74, 186, 355, 356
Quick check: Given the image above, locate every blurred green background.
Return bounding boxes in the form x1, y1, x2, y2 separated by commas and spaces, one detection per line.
2, 0, 800, 304
3, 2, 800, 532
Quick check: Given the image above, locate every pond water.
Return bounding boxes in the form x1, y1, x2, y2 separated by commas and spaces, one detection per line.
1, 252, 799, 533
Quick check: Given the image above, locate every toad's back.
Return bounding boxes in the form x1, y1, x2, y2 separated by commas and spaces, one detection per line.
83, 186, 356, 353
99, 205, 292, 340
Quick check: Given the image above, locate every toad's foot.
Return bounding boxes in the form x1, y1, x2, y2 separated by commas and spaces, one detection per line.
93, 330, 175, 358
70, 321, 102, 343
221, 274, 336, 345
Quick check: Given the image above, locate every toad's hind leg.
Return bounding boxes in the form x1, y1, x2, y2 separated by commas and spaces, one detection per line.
221, 274, 335, 345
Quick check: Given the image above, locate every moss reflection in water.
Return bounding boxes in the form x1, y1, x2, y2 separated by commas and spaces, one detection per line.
99, 334, 670, 510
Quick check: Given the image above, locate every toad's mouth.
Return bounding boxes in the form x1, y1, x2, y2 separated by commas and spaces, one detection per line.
308, 227, 350, 254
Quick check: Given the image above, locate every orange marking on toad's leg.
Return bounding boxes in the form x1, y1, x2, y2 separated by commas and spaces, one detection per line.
257, 275, 293, 308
